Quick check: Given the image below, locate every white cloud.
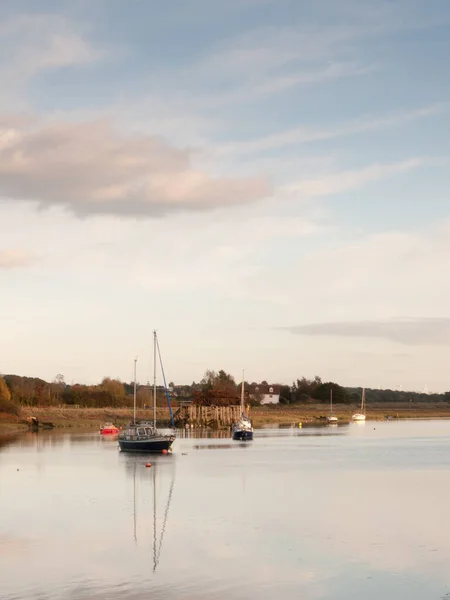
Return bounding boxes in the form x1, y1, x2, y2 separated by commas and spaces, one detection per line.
0, 116, 270, 217
0, 249, 34, 269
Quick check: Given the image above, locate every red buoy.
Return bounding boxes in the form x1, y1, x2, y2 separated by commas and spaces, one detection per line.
145, 462, 152, 468
162, 449, 168, 455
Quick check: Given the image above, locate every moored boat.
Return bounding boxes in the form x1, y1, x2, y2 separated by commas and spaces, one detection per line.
327, 389, 338, 425
118, 331, 176, 454
231, 371, 254, 441
119, 421, 175, 452
100, 423, 119, 435
352, 388, 366, 422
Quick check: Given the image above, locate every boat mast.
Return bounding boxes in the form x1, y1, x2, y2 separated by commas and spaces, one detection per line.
330, 388, 333, 415
133, 357, 137, 424
241, 370, 245, 414
153, 330, 157, 428
362, 387, 365, 413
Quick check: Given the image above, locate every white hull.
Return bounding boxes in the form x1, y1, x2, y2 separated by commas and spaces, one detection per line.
352, 413, 366, 421
327, 416, 338, 424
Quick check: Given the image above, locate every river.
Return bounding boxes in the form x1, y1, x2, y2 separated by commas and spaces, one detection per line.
1, 420, 449, 599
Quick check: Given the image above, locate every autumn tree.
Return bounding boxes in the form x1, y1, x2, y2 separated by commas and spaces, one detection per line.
50, 374, 66, 405
100, 377, 125, 406
0, 376, 19, 415
201, 369, 236, 395
0, 377, 11, 402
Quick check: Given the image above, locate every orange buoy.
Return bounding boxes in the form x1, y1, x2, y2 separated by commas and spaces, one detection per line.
162, 449, 168, 455
145, 462, 152, 468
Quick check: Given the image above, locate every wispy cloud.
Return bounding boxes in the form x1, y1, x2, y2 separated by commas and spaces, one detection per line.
0, 115, 271, 217
0, 249, 34, 269
0, 14, 101, 82
281, 157, 449, 198
217, 103, 446, 155
286, 318, 450, 346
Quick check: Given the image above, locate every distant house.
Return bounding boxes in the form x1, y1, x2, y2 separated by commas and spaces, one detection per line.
249, 383, 281, 405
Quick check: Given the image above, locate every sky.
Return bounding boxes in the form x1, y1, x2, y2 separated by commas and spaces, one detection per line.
1, 0, 450, 391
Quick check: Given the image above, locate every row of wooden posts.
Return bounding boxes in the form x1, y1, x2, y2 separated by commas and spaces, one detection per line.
174, 404, 246, 427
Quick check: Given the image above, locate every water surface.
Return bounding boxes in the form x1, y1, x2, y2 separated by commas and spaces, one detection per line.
1, 421, 450, 599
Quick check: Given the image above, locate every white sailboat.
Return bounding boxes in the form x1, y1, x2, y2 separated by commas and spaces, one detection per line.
327, 388, 338, 424
231, 370, 254, 441
352, 388, 366, 422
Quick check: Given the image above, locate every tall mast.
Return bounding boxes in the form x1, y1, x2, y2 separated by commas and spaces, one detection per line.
153, 330, 157, 427
330, 388, 333, 414
362, 387, 365, 413
133, 357, 137, 423
241, 370, 245, 414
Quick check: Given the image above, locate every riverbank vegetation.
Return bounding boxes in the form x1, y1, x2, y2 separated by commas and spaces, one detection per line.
1, 371, 449, 429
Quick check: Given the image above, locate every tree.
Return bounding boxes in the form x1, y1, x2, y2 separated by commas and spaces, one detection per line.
0, 376, 19, 415
0, 377, 11, 402
200, 369, 235, 394
279, 384, 291, 404
100, 378, 125, 406
291, 376, 322, 403
50, 374, 66, 404
197, 369, 238, 405
313, 381, 348, 404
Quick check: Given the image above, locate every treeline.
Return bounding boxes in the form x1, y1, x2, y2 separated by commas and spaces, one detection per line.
280, 377, 450, 404
0, 371, 449, 412
0, 374, 163, 409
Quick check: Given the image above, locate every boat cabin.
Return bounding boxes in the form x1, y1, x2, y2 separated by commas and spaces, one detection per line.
120, 424, 156, 440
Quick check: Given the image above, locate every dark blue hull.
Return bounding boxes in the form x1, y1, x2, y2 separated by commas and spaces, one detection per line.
118, 437, 174, 453
232, 430, 253, 441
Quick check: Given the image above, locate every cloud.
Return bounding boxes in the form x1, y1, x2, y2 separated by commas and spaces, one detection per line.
281, 157, 448, 198
0, 14, 100, 83
183, 1, 446, 106
217, 103, 446, 155
287, 318, 450, 345
0, 116, 270, 217
186, 20, 375, 105
0, 249, 34, 269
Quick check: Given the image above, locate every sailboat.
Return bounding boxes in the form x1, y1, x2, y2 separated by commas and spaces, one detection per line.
118, 331, 176, 453
352, 388, 366, 422
327, 388, 338, 424
231, 371, 254, 441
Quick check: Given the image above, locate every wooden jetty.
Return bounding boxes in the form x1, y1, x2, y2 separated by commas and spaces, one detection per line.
173, 402, 244, 428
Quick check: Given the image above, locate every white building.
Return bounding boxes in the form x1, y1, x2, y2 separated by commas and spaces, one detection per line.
249, 383, 281, 405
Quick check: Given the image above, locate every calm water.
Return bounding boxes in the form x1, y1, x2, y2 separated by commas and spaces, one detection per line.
1, 421, 450, 599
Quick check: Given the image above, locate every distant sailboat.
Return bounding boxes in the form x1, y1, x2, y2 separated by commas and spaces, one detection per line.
327, 389, 338, 424
352, 388, 366, 422
231, 371, 254, 441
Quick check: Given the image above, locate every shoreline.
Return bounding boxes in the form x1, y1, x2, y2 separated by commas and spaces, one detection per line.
2, 403, 450, 433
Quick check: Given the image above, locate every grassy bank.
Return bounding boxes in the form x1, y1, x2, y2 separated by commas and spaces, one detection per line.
2, 402, 450, 431
249, 403, 450, 426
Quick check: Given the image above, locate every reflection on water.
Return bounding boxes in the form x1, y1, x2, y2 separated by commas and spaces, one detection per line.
1, 421, 450, 599
127, 458, 175, 572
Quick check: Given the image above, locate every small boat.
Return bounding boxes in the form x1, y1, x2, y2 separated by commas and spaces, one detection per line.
118, 331, 176, 454
100, 423, 119, 435
231, 371, 254, 441
352, 388, 366, 422
327, 389, 338, 425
